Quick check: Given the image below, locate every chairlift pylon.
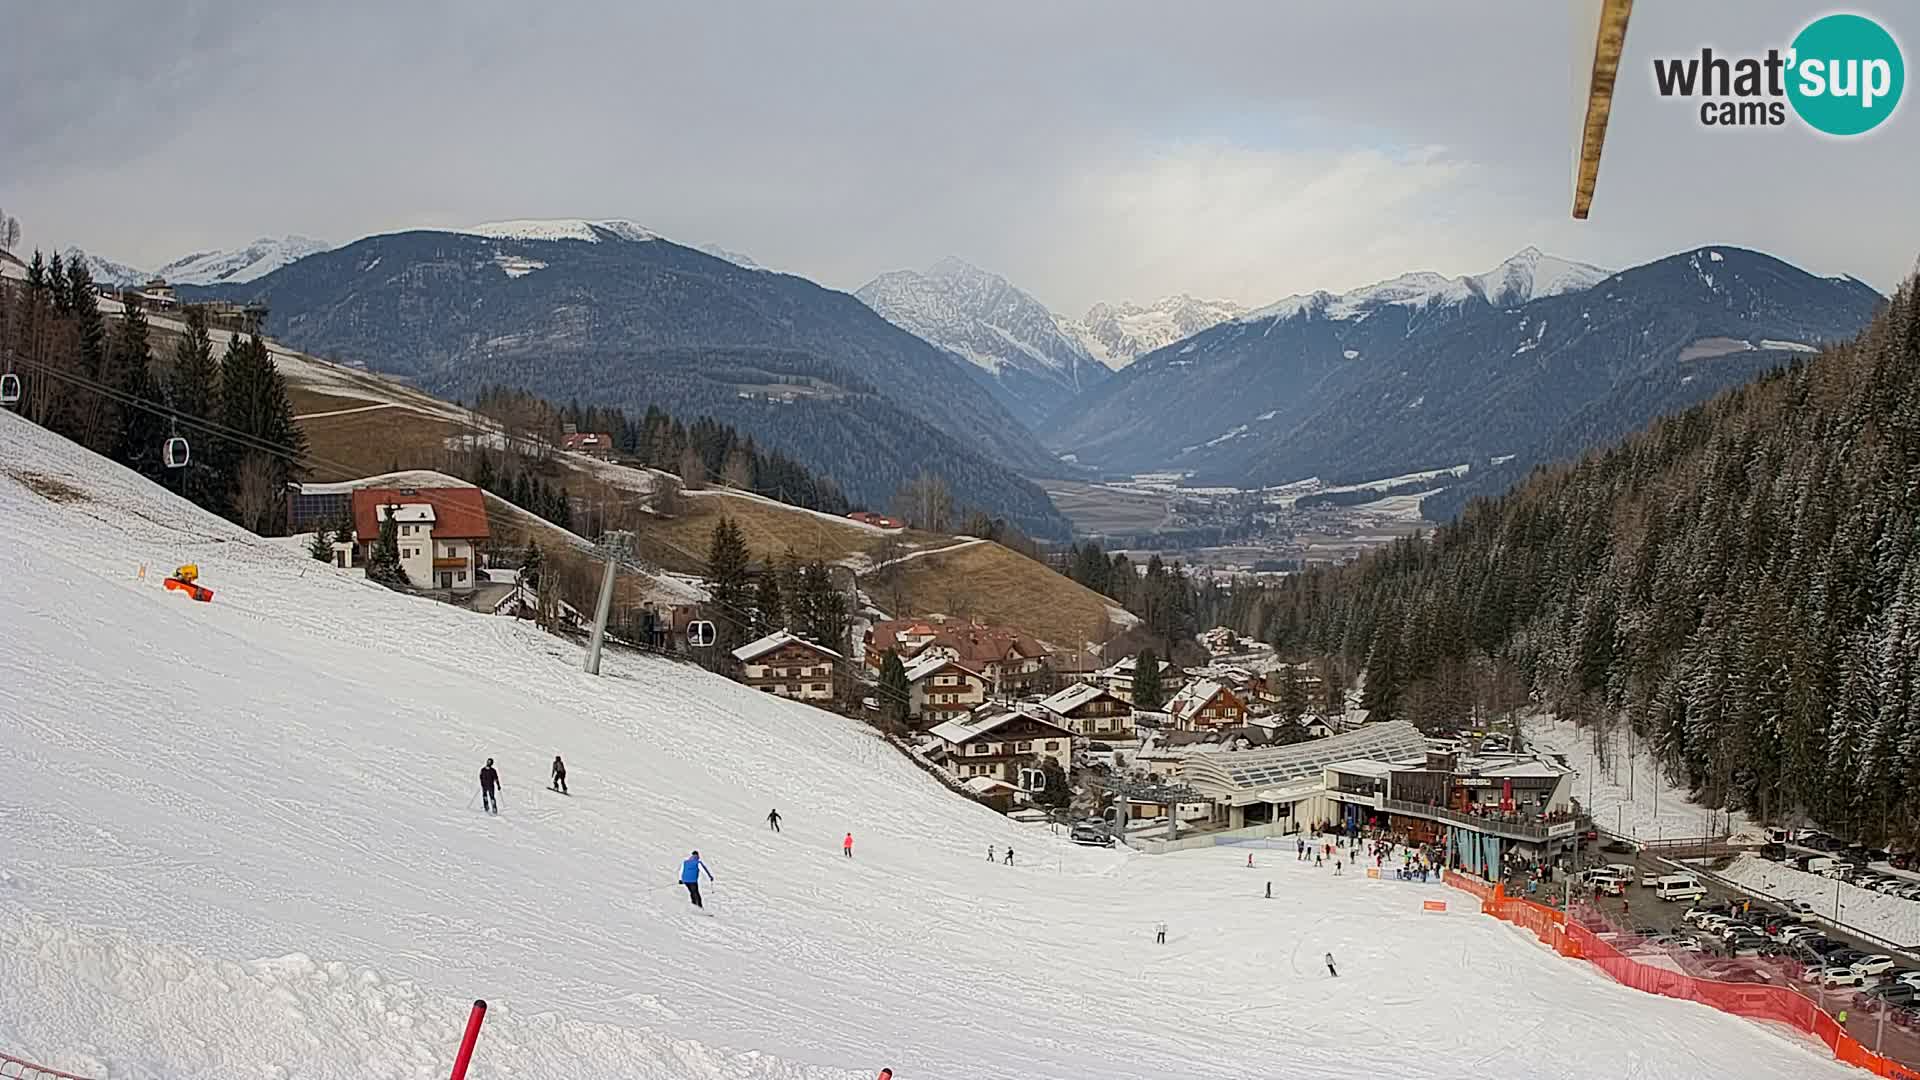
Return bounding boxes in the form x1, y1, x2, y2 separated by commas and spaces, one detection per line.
163, 436, 190, 469
0, 372, 19, 406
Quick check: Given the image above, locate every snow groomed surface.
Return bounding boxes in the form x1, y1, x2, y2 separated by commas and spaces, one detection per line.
0, 408, 1866, 1079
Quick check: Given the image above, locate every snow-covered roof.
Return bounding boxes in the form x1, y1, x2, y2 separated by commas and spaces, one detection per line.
903, 653, 980, 684
1474, 759, 1572, 780
1038, 682, 1113, 715
1167, 679, 1232, 720
929, 709, 1071, 746
731, 630, 843, 664
375, 503, 435, 524
962, 776, 1018, 795
1324, 758, 1395, 778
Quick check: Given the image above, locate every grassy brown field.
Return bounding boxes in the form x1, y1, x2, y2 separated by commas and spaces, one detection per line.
864, 540, 1125, 650
271, 335, 1116, 643
1039, 480, 1170, 535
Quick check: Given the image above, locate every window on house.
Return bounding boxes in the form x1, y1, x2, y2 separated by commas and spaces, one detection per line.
1016, 741, 1032, 753
1044, 741, 1059, 751
456, 572, 466, 583
969, 743, 989, 755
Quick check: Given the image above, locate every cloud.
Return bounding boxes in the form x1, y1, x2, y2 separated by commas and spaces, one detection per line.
1048, 142, 1484, 309
0, 0, 1911, 317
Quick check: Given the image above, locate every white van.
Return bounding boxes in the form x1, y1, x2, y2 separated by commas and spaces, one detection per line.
1656, 876, 1708, 902
1803, 856, 1837, 875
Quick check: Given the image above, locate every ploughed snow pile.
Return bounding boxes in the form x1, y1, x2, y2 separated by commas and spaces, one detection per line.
0, 410, 1862, 1079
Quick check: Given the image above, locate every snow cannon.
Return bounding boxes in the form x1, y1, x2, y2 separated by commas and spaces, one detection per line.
163, 563, 214, 602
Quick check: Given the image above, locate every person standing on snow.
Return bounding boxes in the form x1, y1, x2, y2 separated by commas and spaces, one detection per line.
679, 850, 714, 908
1004, 846, 1015, 866
767, 809, 782, 832
843, 833, 854, 858
479, 758, 501, 814
988, 845, 996, 862
1325, 951, 1339, 977
550, 755, 568, 795
1155, 921, 1167, 944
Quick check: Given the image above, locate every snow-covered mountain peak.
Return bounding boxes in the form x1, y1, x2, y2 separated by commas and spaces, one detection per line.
1241, 248, 1610, 326
1064, 294, 1247, 369
856, 259, 1108, 425
61, 247, 149, 287
157, 235, 332, 285
462, 218, 660, 244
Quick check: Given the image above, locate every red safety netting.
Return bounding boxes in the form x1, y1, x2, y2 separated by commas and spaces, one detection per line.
1443, 876, 1920, 1079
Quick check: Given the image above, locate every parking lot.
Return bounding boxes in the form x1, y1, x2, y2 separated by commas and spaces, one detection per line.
1566, 842, 1920, 1063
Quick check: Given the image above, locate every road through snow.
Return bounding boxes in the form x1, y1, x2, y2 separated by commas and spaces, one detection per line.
0, 409, 1863, 1080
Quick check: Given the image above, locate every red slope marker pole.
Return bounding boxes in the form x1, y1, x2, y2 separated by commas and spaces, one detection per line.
450, 999, 487, 1080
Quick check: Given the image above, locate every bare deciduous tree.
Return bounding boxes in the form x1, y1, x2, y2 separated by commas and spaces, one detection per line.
233, 451, 282, 534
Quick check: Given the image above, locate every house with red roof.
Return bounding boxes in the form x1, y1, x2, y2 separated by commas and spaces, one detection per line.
349, 486, 491, 592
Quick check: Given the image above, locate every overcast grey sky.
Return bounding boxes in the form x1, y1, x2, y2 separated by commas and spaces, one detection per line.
3, 1, 1913, 312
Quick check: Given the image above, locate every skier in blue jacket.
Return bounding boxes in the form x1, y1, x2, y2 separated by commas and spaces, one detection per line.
680, 850, 714, 908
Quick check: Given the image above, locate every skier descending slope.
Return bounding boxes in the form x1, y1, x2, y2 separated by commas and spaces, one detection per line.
680, 850, 714, 910
1325, 951, 1339, 978
479, 758, 501, 814
550, 755, 568, 795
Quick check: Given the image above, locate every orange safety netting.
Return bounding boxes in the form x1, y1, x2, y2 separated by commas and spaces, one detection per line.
1442, 872, 1920, 1079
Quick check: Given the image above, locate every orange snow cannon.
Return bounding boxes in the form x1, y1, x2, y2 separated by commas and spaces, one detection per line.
163, 563, 214, 602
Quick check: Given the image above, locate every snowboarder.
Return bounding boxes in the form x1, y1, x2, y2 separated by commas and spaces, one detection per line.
479, 758, 501, 814
550, 755, 568, 795
767, 809, 782, 832
1265, 881, 1272, 899
844, 833, 855, 858
679, 850, 714, 909
1155, 921, 1167, 944
1325, 951, 1339, 977
1004, 846, 1015, 865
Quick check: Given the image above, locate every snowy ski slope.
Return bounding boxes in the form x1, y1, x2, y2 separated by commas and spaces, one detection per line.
0, 409, 1863, 1080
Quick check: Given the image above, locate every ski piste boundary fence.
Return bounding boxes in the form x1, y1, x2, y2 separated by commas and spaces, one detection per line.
1443, 870, 1920, 1080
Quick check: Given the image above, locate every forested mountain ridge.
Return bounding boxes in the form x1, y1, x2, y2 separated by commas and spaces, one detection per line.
1050, 248, 1880, 508
1254, 277, 1919, 842
185, 227, 1074, 537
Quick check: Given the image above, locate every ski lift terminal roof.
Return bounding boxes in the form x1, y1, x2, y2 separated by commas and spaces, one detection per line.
1180, 720, 1428, 798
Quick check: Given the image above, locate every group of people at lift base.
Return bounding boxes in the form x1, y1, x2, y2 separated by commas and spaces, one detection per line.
1270, 826, 1440, 883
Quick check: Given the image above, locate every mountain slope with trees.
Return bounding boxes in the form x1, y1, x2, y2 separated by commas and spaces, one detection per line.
1050, 248, 1880, 507
1252, 277, 1920, 843
186, 227, 1073, 537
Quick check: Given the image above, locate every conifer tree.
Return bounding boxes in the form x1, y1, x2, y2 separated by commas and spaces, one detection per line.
878, 649, 911, 733
364, 505, 407, 586
705, 516, 752, 648
754, 560, 785, 635
169, 306, 228, 514
1133, 649, 1164, 711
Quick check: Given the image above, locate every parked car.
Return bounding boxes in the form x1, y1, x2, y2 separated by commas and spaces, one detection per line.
1069, 821, 1114, 847
1788, 899, 1817, 914
1829, 950, 1871, 970
1867, 847, 1892, 862
1602, 839, 1635, 854
1684, 903, 1729, 925
1892, 852, 1914, 870
1854, 955, 1897, 976
1824, 967, 1868, 989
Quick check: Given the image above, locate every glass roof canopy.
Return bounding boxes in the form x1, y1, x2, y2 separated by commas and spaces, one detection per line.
1182, 720, 1428, 796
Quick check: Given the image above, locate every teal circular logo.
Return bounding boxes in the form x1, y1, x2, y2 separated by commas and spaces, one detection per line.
1787, 14, 1904, 135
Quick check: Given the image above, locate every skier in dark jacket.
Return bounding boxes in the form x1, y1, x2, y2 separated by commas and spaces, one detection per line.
680, 850, 714, 908
1325, 951, 1339, 977
767, 808, 782, 832
479, 758, 501, 814
551, 755, 568, 795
